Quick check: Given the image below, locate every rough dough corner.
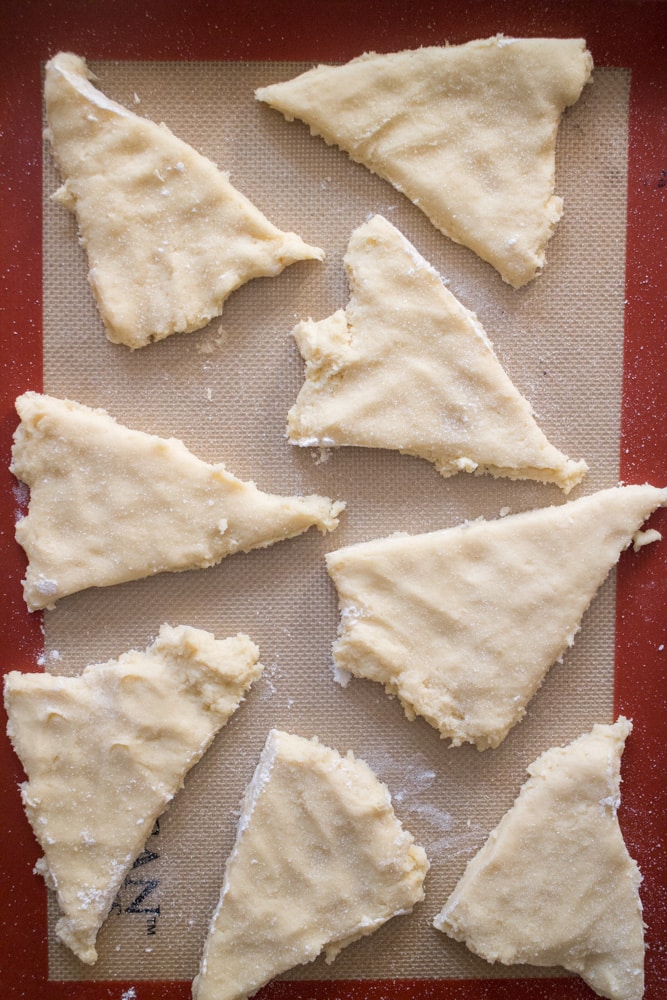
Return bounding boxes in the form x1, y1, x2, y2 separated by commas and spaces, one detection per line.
45, 52, 324, 348
192, 729, 428, 1000
288, 214, 587, 491
326, 484, 667, 749
434, 718, 645, 1000
11, 392, 344, 610
3, 624, 263, 965
257, 36, 593, 286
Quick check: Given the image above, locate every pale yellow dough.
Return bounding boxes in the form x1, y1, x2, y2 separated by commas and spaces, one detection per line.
434, 718, 645, 1000
3, 624, 263, 965
256, 36, 592, 286
192, 729, 428, 1000
326, 485, 667, 750
45, 52, 324, 348
288, 215, 587, 491
11, 392, 344, 610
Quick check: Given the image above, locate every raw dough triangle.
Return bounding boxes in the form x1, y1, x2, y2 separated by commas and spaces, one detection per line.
193, 729, 428, 1000
434, 718, 645, 1000
326, 485, 667, 749
287, 214, 587, 491
45, 52, 324, 348
257, 37, 592, 286
3, 624, 263, 965
11, 392, 344, 610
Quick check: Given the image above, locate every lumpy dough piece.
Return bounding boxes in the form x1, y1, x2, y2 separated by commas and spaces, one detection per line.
192, 729, 428, 1000
326, 485, 667, 750
288, 214, 587, 491
45, 52, 324, 348
434, 718, 645, 1000
11, 392, 344, 610
3, 624, 263, 965
256, 37, 592, 286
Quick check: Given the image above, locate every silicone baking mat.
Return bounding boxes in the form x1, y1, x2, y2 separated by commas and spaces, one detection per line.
1, 2, 665, 999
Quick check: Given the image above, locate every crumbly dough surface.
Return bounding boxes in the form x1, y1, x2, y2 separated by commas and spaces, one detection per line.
192, 729, 428, 1000
3, 624, 263, 965
288, 215, 587, 491
45, 52, 324, 348
434, 718, 645, 1000
256, 36, 593, 286
326, 485, 667, 749
11, 392, 343, 610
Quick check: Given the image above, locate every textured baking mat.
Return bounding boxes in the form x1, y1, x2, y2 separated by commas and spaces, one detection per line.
41, 61, 629, 981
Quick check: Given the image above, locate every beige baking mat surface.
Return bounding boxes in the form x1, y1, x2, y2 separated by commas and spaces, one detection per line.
41, 61, 629, 981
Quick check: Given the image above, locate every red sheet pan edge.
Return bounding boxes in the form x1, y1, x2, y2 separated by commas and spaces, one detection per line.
1, 2, 665, 998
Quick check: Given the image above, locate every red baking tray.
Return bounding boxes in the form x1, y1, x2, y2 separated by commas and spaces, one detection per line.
1, 2, 665, 998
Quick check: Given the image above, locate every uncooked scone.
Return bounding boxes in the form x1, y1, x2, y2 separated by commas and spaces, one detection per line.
3, 624, 263, 965
256, 36, 593, 286
11, 392, 344, 610
288, 215, 587, 491
192, 728, 428, 1000
326, 485, 667, 750
434, 718, 645, 1000
45, 52, 324, 348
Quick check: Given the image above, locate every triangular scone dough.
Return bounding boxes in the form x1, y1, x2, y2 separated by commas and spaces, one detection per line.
3, 624, 263, 965
256, 37, 592, 286
11, 392, 344, 610
287, 215, 587, 492
434, 718, 645, 1000
45, 52, 324, 348
326, 485, 667, 750
193, 729, 428, 1000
